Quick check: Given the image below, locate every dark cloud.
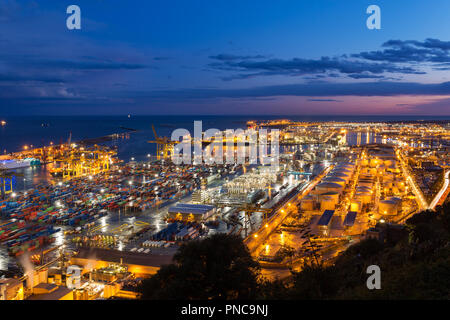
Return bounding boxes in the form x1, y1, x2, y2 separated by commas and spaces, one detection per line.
347, 74, 386, 79
210, 38, 450, 81
209, 56, 424, 80
0, 73, 64, 83
16, 59, 148, 71
209, 54, 266, 61
353, 38, 450, 63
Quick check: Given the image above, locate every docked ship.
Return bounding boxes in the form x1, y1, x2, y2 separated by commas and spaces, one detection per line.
0, 158, 41, 170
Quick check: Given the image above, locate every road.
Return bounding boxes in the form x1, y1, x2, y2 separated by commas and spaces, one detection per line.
397, 150, 428, 210
429, 171, 450, 210
244, 165, 333, 254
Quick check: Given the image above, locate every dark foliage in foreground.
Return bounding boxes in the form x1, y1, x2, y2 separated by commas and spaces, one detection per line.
138, 234, 260, 299
139, 202, 450, 300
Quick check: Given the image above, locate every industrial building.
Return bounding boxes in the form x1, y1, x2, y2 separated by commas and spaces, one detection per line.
0, 278, 23, 300
167, 203, 216, 222
71, 247, 174, 277
343, 211, 358, 230
317, 210, 335, 236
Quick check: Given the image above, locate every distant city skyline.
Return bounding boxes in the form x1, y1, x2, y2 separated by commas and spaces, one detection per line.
1, 0, 450, 115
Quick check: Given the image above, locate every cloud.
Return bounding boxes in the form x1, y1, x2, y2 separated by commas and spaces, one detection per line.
138, 81, 450, 100
347, 74, 386, 79
400, 97, 450, 115
153, 57, 170, 61
209, 54, 266, 61
10, 58, 148, 71
307, 98, 343, 102
353, 38, 450, 63
0, 73, 64, 83
209, 55, 424, 80
210, 38, 450, 81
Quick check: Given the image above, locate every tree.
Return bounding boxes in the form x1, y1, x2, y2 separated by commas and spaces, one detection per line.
139, 234, 260, 300
288, 263, 340, 299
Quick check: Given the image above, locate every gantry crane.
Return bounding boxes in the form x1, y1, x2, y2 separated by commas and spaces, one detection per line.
50, 145, 114, 179
148, 124, 177, 160
0, 168, 23, 199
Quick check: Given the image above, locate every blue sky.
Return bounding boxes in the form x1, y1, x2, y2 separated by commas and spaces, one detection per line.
1, 0, 450, 115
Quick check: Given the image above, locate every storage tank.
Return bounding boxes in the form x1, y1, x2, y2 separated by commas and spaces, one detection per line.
350, 200, 362, 212
358, 179, 373, 188
383, 181, 393, 188
356, 186, 372, 195
319, 191, 339, 204
356, 192, 371, 204
382, 173, 394, 182
333, 166, 353, 173
315, 182, 343, 194
384, 159, 395, 167
323, 177, 346, 187
389, 196, 402, 210
330, 172, 350, 183
379, 200, 398, 216
370, 158, 382, 167
392, 186, 400, 195
336, 162, 355, 169
300, 196, 315, 211
395, 181, 406, 189
320, 196, 336, 211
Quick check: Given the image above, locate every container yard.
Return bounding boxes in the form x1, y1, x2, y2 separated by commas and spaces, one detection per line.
0, 157, 247, 270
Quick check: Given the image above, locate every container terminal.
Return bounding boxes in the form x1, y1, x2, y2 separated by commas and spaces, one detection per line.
1, 119, 450, 300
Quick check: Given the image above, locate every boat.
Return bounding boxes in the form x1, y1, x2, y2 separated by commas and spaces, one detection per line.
0, 158, 40, 169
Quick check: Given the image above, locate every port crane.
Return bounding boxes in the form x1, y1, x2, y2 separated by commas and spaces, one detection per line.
0, 169, 23, 199
148, 124, 177, 160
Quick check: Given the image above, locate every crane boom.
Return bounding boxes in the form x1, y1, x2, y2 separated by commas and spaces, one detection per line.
151, 124, 159, 140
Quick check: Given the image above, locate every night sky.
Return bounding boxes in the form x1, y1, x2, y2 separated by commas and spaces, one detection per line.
1, 0, 450, 115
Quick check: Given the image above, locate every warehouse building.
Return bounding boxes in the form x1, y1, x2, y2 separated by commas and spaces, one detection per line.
317, 210, 335, 236
167, 203, 216, 222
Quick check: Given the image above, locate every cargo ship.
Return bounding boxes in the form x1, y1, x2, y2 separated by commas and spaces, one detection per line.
0, 158, 41, 169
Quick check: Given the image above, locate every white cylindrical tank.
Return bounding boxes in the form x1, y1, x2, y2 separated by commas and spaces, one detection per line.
389, 196, 402, 209
320, 196, 336, 211
319, 191, 339, 204
315, 182, 343, 194
379, 200, 398, 216
330, 172, 350, 183
384, 159, 395, 167
300, 196, 315, 211
323, 177, 346, 187
356, 192, 371, 204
